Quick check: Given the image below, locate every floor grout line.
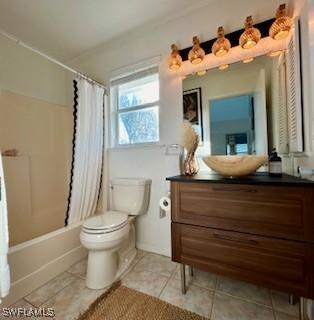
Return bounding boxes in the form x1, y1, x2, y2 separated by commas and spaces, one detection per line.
36, 276, 81, 308
213, 275, 218, 291
22, 271, 80, 308
208, 277, 219, 319
209, 291, 217, 320
214, 289, 274, 309
130, 251, 148, 270
129, 256, 177, 279
270, 290, 278, 320
157, 271, 173, 299
25, 260, 87, 308
118, 251, 148, 282
21, 298, 38, 308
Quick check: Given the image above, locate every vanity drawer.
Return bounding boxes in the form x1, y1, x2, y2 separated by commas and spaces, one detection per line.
171, 182, 312, 241
172, 223, 311, 297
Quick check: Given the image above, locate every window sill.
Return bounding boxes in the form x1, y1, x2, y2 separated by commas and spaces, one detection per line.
108, 142, 166, 151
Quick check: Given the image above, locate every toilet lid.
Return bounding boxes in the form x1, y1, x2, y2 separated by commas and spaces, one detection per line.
82, 211, 128, 231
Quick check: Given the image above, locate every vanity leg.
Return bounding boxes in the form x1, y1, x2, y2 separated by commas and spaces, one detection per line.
180, 264, 186, 294
299, 297, 308, 320
289, 294, 298, 305
189, 266, 194, 277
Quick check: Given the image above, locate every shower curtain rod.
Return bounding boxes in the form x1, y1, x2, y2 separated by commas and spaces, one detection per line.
0, 29, 107, 90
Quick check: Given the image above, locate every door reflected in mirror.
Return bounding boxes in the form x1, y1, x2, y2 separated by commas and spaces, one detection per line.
210, 94, 254, 155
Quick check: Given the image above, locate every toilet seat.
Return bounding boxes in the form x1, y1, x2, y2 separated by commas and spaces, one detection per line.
82, 211, 128, 234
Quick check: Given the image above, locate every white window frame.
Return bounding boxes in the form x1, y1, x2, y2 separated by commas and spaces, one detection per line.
110, 66, 160, 147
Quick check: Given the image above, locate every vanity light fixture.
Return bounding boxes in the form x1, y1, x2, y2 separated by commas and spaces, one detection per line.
239, 16, 261, 49
197, 70, 207, 76
218, 64, 229, 70
169, 44, 183, 71
243, 57, 254, 63
212, 26, 231, 57
188, 36, 205, 65
269, 4, 292, 40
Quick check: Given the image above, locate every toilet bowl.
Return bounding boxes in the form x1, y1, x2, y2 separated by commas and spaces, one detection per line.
80, 211, 130, 289
80, 178, 151, 289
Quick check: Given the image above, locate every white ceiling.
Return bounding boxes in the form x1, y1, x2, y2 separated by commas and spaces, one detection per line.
0, 0, 213, 60
0, 0, 299, 62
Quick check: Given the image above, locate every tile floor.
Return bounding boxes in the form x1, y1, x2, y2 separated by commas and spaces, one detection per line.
1, 250, 300, 320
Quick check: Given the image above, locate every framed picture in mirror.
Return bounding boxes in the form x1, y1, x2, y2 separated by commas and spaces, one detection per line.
183, 87, 203, 140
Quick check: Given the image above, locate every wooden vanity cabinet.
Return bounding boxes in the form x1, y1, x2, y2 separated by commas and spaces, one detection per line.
167, 174, 314, 299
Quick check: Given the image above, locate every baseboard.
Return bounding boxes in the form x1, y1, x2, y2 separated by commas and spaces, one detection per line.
136, 242, 171, 257
2, 245, 87, 306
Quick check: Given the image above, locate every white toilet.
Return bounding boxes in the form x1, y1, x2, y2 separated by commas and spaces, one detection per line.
80, 178, 151, 289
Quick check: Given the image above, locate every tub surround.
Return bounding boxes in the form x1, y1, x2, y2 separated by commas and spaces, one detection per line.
2, 222, 86, 306
0, 89, 73, 246
166, 173, 314, 304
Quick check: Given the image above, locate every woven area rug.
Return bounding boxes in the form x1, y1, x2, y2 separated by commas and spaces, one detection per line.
77, 282, 207, 320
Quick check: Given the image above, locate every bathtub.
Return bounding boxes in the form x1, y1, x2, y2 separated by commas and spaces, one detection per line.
2, 222, 87, 306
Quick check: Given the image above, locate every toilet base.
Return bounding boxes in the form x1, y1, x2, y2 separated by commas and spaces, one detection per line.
86, 250, 118, 289
85, 219, 137, 290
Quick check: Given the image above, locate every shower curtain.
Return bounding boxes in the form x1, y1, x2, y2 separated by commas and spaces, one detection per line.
65, 79, 105, 225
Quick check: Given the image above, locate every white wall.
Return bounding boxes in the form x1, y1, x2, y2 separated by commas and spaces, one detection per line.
0, 34, 73, 106
106, 61, 182, 256
70, 0, 313, 257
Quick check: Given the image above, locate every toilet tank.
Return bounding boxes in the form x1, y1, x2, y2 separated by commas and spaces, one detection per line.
111, 178, 151, 215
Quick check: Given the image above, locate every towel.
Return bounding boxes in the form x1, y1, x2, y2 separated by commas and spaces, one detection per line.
0, 152, 10, 299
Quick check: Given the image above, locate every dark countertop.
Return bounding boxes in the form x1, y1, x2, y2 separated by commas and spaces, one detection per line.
166, 172, 314, 186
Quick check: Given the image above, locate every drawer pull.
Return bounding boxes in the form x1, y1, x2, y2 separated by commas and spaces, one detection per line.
212, 187, 257, 193
213, 232, 258, 245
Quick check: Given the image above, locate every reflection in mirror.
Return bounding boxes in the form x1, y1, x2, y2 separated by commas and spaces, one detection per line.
182, 54, 287, 159
210, 94, 254, 155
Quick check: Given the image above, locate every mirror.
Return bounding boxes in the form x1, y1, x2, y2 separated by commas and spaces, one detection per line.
182, 54, 289, 157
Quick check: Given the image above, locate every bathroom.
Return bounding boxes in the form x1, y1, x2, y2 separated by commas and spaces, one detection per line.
0, 0, 314, 319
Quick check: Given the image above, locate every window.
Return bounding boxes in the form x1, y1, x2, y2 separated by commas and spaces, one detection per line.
112, 70, 159, 145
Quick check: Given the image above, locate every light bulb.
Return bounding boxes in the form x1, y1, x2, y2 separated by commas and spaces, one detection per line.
243, 57, 254, 63
219, 64, 229, 70
239, 16, 261, 49
212, 26, 231, 57
197, 70, 207, 76
268, 50, 283, 57
188, 36, 205, 65
168, 44, 182, 71
269, 4, 292, 40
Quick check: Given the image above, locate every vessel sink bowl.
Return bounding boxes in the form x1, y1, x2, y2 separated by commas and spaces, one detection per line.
202, 155, 268, 177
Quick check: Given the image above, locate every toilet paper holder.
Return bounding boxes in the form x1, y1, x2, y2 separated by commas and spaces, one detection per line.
159, 196, 171, 219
